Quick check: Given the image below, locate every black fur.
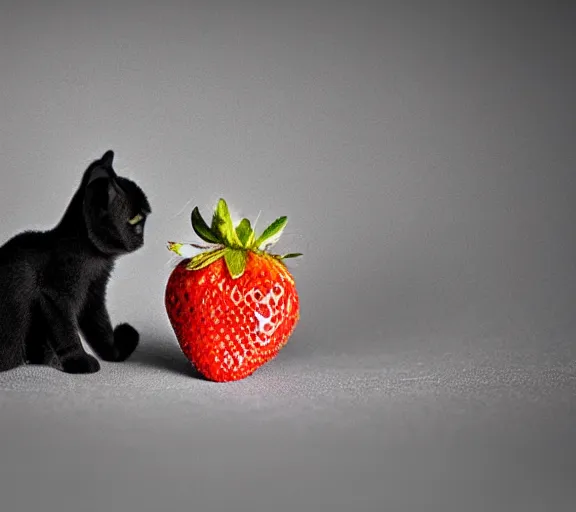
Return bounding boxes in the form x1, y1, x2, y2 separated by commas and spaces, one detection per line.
0, 150, 151, 374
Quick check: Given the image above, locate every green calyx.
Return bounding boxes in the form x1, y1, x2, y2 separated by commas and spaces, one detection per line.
170, 198, 302, 279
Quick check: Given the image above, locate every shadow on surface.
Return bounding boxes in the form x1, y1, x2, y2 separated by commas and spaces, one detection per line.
129, 336, 207, 380
130, 332, 312, 381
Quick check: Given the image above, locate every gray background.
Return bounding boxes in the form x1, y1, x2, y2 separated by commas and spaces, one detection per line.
1, 0, 575, 510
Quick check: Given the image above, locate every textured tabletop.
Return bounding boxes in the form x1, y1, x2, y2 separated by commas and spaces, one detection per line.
1, 1, 575, 510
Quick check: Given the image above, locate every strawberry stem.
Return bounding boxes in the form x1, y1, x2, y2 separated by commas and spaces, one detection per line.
169, 197, 302, 279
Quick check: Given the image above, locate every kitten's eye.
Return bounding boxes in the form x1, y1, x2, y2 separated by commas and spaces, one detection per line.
128, 213, 144, 225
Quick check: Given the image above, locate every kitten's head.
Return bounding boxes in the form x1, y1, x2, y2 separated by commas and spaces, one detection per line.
82, 150, 152, 255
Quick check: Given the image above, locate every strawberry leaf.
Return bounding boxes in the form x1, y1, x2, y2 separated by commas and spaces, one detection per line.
191, 207, 221, 244
236, 218, 254, 248
185, 248, 226, 271
167, 242, 203, 258
278, 253, 303, 259
211, 198, 242, 248
255, 216, 287, 250
224, 248, 247, 279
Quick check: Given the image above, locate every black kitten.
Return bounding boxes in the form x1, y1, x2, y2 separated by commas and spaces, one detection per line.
0, 150, 151, 374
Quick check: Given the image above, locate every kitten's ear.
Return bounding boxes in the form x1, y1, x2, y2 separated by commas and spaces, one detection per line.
107, 178, 124, 205
86, 150, 121, 184
85, 165, 112, 187
84, 177, 123, 217
101, 150, 114, 167
86, 171, 123, 205
85, 150, 117, 184
84, 163, 123, 208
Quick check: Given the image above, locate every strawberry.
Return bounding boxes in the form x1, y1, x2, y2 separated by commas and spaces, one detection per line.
164, 198, 302, 382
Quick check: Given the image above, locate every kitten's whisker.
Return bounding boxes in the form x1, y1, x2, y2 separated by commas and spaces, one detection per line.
164, 255, 180, 268
171, 198, 195, 219
252, 210, 262, 234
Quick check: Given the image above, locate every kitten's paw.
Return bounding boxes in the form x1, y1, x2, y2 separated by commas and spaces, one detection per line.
113, 323, 139, 361
61, 353, 101, 374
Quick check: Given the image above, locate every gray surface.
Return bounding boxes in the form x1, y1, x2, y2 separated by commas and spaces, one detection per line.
1, 1, 575, 511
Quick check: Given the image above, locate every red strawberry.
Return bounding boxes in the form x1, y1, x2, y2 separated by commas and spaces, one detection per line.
165, 198, 302, 382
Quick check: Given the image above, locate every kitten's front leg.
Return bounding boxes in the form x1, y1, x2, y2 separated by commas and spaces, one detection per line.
79, 281, 139, 362
40, 295, 100, 374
